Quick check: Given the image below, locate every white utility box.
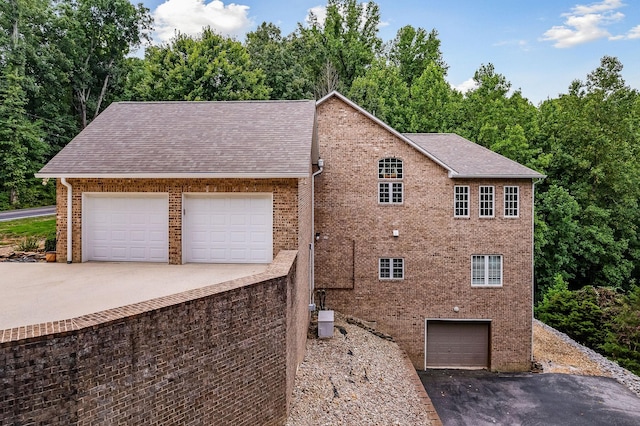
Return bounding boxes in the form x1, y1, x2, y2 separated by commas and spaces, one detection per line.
317, 310, 334, 339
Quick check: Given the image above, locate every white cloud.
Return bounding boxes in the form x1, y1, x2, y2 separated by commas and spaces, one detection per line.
628, 24, 640, 39
540, 0, 632, 48
494, 39, 530, 51
152, 0, 253, 44
306, 5, 327, 26
572, 0, 624, 14
451, 78, 478, 94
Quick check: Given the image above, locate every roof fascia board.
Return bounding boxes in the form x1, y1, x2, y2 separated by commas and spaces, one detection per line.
317, 91, 456, 174
34, 172, 309, 179
449, 172, 547, 179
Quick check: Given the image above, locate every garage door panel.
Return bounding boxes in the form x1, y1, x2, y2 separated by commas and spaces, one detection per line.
84, 195, 169, 263
251, 232, 267, 243
184, 194, 273, 263
426, 321, 490, 369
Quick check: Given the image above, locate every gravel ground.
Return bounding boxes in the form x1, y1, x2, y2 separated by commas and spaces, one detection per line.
286, 314, 640, 425
286, 313, 438, 426
534, 319, 640, 397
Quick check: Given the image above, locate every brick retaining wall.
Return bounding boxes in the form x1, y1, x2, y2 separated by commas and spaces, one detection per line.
0, 251, 300, 425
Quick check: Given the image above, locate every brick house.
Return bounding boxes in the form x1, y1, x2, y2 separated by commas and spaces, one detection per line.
35, 100, 319, 393
313, 92, 544, 371
37, 92, 543, 372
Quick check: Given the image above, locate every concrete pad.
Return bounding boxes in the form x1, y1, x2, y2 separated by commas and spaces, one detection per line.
0, 262, 268, 330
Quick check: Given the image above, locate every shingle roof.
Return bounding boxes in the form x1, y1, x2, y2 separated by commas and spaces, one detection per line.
37, 100, 317, 178
404, 133, 545, 179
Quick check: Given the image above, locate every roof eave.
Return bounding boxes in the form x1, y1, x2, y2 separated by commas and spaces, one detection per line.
448, 171, 547, 179
34, 172, 310, 179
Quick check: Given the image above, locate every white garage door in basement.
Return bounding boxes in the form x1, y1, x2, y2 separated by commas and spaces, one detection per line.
425, 320, 490, 369
183, 193, 273, 263
83, 194, 169, 262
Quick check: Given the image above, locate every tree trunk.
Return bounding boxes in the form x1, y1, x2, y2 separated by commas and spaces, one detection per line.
94, 59, 114, 120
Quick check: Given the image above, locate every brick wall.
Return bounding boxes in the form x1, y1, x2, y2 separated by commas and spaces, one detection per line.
286, 172, 312, 407
55, 178, 301, 265
0, 251, 300, 425
314, 96, 533, 371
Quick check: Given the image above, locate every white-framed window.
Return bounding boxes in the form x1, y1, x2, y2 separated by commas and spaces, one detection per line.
479, 186, 494, 217
454, 186, 470, 217
471, 255, 502, 286
504, 186, 519, 217
379, 258, 404, 280
378, 158, 403, 204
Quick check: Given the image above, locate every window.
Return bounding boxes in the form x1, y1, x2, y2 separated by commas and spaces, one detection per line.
379, 182, 403, 204
379, 258, 404, 280
379, 158, 403, 179
504, 186, 519, 217
479, 186, 494, 217
454, 186, 470, 217
471, 255, 502, 286
378, 158, 403, 204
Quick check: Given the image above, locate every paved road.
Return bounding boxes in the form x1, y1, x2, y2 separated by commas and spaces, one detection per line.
0, 206, 55, 222
420, 369, 640, 426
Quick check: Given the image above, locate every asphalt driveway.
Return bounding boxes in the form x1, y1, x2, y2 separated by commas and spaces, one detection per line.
419, 369, 640, 426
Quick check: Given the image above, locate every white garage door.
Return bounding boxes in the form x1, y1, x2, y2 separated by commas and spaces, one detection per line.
83, 194, 169, 262
183, 194, 273, 263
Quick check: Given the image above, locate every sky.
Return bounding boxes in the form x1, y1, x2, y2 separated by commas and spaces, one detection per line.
137, 0, 640, 105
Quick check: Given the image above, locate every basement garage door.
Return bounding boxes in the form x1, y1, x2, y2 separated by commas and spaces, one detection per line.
183, 194, 273, 263
425, 320, 490, 369
83, 194, 169, 262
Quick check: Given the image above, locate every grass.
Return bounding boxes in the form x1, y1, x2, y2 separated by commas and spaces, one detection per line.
0, 216, 56, 245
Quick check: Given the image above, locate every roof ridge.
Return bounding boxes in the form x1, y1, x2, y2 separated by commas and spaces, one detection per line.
115, 99, 315, 105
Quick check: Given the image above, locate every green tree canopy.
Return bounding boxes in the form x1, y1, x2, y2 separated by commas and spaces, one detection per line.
127, 28, 269, 101
298, 0, 382, 94
56, 0, 152, 128
387, 25, 447, 88
245, 22, 313, 100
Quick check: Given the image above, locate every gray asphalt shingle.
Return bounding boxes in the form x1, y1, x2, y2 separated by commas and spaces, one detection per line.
38, 100, 317, 177
404, 133, 545, 179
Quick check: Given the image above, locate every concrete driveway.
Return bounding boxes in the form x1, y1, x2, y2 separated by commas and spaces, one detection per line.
419, 369, 640, 426
0, 262, 267, 330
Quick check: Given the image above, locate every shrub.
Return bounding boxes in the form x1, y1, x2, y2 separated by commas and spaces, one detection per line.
16, 236, 40, 252
44, 234, 56, 252
601, 286, 640, 375
535, 275, 607, 348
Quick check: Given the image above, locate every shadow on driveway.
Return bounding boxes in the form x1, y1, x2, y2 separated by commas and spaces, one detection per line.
419, 369, 640, 426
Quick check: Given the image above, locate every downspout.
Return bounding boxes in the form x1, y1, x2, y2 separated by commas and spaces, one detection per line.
310, 159, 324, 311
60, 178, 73, 264
531, 178, 542, 362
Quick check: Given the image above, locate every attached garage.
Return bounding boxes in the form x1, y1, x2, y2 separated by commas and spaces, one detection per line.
83, 194, 169, 262
425, 320, 490, 369
183, 193, 273, 264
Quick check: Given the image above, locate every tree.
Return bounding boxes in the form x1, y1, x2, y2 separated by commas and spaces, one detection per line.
535, 279, 606, 348
127, 28, 269, 101
0, 0, 46, 206
348, 60, 411, 130
536, 56, 640, 289
602, 286, 640, 374
408, 62, 461, 133
388, 25, 447, 88
534, 185, 581, 293
298, 0, 382, 94
245, 22, 313, 100
57, 0, 152, 128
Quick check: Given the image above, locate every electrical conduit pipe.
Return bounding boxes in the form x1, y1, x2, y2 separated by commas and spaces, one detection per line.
310, 159, 324, 310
